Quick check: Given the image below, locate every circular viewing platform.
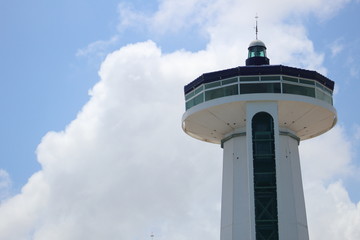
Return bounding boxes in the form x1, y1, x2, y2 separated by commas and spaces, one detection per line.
182, 65, 337, 144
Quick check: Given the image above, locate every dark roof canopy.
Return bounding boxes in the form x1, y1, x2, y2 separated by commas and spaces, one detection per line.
184, 65, 334, 94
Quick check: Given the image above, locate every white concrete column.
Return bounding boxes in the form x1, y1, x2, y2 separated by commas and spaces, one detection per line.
277, 133, 309, 240
220, 131, 255, 240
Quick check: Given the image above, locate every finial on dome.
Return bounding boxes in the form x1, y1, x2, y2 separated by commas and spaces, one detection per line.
255, 14, 259, 40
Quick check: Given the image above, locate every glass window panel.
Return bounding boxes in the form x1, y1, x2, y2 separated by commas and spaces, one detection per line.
253, 157, 276, 172
299, 79, 315, 85
325, 94, 333, 105
185, 93, 204, 110
205, 81, 221, 89
283, 83, 315, 97
249, 46, 267, 57
193, 93, 204, 105
254, 131, 273, 139
185, 100, 193, 110
316, 89, 333, 104
323, 87, 333, 95
203, 85, 239, 101
316, 89, 325, 101
240, 83, 281, 94
315, 82, 326, 91
240, 76, 260, 82
222, 77, 238, 85
282, 76, 298, 83
185, 91, 194, 100
205, 88, 224, 101
254, 173, 276, 187
261, 76, 280, 81
253, 141, 274, 155
223, 84, 239, 96
194, 85, 204, 95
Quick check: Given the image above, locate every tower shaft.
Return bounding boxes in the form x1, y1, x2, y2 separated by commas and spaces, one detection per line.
220, 102, 308, 240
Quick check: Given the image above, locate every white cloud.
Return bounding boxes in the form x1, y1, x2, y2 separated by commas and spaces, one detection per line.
355, 124, 360, 140
300, 126, 360, 239
300, 126, 353, 183
117, 2, 150, 32
76, 36, 119, 58
0, 169, 11, 201
0, 0, 358, 239
305, 181, 360, 240
329, 39, 345, 57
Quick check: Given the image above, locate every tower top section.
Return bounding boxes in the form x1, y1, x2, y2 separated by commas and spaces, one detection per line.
246, 39, 270, 66
246, 15, 269, 66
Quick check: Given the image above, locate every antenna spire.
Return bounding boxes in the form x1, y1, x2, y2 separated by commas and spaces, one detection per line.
255, 14, 259, 40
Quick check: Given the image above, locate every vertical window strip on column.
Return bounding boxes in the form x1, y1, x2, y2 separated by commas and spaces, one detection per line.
252, 112, 279, 240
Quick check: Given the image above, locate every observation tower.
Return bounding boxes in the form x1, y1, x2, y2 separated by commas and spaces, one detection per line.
181, 39, 337, 239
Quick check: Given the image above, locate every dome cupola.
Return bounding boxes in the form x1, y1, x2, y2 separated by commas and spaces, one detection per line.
245, 39, 270, 66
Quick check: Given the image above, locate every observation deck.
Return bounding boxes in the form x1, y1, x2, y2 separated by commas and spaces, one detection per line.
182, 64, 337, 144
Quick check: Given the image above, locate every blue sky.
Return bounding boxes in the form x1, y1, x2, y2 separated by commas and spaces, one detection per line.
1, 0, 360, 239
1, 0, 120, 192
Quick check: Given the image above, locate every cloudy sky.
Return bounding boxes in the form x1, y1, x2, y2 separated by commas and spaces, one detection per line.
1, 0, 360, 239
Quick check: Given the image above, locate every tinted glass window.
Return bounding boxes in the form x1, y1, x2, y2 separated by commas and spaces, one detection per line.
240, 83, 281, 94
